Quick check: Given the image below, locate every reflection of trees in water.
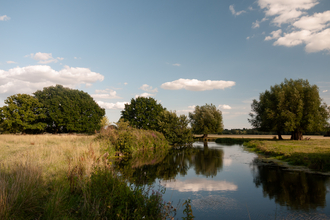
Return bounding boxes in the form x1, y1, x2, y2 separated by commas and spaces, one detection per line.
252, 159, 328, 210
115, 144, 224, 185
194, 144, 224, 177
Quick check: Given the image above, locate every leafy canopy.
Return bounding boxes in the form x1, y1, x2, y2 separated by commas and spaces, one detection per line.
249, 79, 330, 140
0, 94, 47, 133
189, 104, 223, 137
157, 110, 193, 145
34, 85, 105, 133
120, 97, 165, 130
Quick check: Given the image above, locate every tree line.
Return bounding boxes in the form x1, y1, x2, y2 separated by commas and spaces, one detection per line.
1, 78, 329, 141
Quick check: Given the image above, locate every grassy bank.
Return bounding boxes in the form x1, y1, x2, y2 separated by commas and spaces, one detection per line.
0, 134, 175, 219
215, 137, 330, 172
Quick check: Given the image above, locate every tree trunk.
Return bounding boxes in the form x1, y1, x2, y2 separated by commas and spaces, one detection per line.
202, 133, 208, 142
291, 130, 303, 140
277, 131, 283, 140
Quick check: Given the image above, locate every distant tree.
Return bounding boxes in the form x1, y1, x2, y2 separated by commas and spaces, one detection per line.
120, 97, 165, 130
0, 94, 47, 133
157, 110, 193, 145
189, 104, 223, 139
249, 79, 330, 140
34, 85, 105, 133
99, 116, 110, 128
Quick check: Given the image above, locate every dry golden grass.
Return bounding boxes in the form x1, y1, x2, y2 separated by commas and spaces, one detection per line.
0, 134, 104, 181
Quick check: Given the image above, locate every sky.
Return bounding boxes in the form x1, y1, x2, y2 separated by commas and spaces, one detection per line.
1, 0, 330, 129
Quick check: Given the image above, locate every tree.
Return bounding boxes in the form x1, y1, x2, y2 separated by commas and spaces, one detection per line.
120, 97, 165, 130
34, 85, 105, 133
189, 104, 223, 139
157, 110, 193, 145
0, 94, 47, 133
249, 79, 330, 140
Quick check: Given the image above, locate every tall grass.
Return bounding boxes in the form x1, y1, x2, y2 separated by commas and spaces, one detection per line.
0, 134, 174, 219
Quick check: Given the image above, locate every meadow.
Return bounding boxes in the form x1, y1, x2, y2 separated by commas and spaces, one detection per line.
0, 134, 174, 219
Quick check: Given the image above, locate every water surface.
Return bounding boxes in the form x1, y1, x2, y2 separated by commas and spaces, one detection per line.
115, 142, 330, 219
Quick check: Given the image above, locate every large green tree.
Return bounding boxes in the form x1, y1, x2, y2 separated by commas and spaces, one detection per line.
249, 79, 330, 140
34, 85, 105, 133
189, 104, 223, 139
0, 94, 47, 133
120, 97, 165, 130
157, 110, 193, 145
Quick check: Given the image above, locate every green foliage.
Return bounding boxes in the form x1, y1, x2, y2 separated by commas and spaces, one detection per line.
182, 199, 195, 220
97, 120, 169, 154
189, 104, 223, 137
34, 85, 105, 133
249, 79, 330, 140
0, 94, 47, 133
157, 110, 194, 145
121, 97, 165, 130
99, 116, 110, 128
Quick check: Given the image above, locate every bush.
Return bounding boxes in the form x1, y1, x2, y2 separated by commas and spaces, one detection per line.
97, 120, 169, 154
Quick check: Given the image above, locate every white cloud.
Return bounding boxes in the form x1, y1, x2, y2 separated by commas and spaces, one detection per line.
97, 101, 128, 110
246, 36, 250, 40
257, 0, 330, 53
229, 5, 246, 16
140, 84, 158, 93
172, 63, 181, 67
176, 105, 196, 114
323, 90, 328, 93
135, 92, 155, 98
161, 79, 235, 91
124, 82, 128, 85
265, 29, 282, 41
0, 15, 10, 21
162, 179, 237, 192
91, 89, 121, 99
26, 52, 64, 64
0, 65, 104, 97
252, 17, 268, 29
6, 61, 16, 64
218, 104, 232, 110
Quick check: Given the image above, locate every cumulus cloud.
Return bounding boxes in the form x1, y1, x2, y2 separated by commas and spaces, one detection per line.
176, 105, 196, 114
135, 92, 155, 98
257, 0, 330, 53
26, 52, 64, 64
6, 61, 16, 64
161, 79, 235, 91
323, 90, 328, 93
218, 104, 232, 110
229, 5, 246, 16
140, 84, 158, 93
162, 179, 237, 192
252, 17, 268, 28
0, 65, 104, 97
91, 89, 121, 99
96, 101, 128, 110
265, 29, 282, 40
0, 15, 10, 21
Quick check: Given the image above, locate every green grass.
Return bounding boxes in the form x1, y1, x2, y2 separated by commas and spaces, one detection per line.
215, 137, 330, 172
244, 139, 330, 172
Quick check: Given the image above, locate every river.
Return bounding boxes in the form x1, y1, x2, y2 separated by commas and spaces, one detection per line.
114, 142, 330, 219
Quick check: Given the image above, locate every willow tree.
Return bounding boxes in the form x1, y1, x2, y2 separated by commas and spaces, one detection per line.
189, 104, 223, 139
249, 79, 330, 140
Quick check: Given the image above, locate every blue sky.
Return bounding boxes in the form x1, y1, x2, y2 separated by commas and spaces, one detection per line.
1, 0, 329, 129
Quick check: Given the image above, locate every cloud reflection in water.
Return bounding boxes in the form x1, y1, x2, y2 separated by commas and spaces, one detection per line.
161, 178, 237, 192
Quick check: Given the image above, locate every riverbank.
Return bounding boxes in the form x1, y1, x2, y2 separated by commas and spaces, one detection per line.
214, 136, 330, 173
0, 134, 173, 219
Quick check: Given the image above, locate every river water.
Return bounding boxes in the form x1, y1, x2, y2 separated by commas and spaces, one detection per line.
115, 142, 330, 219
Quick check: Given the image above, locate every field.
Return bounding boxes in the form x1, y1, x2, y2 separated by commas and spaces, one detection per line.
0, 134, 169, 219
